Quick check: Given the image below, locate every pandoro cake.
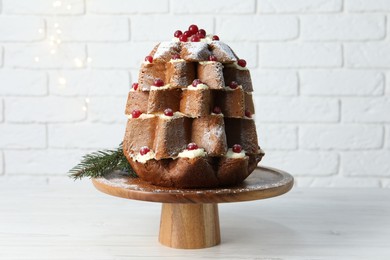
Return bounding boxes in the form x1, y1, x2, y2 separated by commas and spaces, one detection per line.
123, 24, 264, 188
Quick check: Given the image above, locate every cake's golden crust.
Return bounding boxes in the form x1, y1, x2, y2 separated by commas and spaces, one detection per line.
125, 151, 264, 188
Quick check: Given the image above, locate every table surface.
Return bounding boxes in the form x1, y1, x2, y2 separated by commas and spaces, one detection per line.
1, 178, 390, 260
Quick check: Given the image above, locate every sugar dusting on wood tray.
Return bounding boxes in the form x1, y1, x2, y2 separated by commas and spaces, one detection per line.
94, 167, 294, 198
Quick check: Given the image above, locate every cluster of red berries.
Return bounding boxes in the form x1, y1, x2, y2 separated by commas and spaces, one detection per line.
186, 143, 243, 153
132, 107, 174, 119
139, 143, 242, 156
174, 24, 219, 42
130, 78, 166, 90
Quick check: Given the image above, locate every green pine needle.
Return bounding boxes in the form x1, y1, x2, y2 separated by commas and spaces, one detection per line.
68, 143, 137, 180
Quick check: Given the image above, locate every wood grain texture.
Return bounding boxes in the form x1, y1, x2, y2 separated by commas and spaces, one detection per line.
92, 166, 294, 204
159, 203, 220, 249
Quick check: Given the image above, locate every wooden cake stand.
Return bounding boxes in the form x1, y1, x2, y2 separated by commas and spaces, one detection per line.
92, 166, 293, 249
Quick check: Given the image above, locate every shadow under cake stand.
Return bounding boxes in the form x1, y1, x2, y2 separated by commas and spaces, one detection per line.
92, 166, 293, 249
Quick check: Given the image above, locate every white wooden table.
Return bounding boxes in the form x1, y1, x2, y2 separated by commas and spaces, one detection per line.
1, 179, 389, 260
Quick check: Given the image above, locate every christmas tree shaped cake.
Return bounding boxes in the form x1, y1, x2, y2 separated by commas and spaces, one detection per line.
123, 25, 264, 188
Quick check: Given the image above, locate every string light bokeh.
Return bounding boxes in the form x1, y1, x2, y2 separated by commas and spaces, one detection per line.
36, 0, 93, 112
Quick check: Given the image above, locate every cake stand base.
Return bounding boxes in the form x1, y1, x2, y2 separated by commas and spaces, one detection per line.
92, 166, 293, 249
159, 203, 220, 249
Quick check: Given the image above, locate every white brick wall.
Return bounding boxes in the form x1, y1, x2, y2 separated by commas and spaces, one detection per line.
300, 70, 384, 96
300, 15, 385, 40
259, 43, 342, 68
0, 0, 389, 188
258, 0, 342, 13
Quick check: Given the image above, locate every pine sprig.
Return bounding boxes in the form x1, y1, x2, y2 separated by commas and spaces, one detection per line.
69, 143, 137, 180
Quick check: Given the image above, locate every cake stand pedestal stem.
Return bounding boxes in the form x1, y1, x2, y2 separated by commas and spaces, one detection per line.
159, 203, 221, 249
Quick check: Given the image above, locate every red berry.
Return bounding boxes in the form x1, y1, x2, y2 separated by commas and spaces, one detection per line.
188, 24, 199, 34
212, 35, 220, 41
172, 54, 180, 60
187, 143, 198, 150
174, 30, 182, 38
198, 29, 206, 37
154, 78, 164, 87
183, 30, 193, 37
208, 55, 217, 62
245, 110, 252, 118
213, 106, 222, 114
132, 109, 142, 118
229, 81, 239, 89
140, 146, 150, 156
179, 34, 188, 42
232, 144, 242, 153
192, 79, 202, 87
164, 108, 174, 116
145, 56, 153, 63
196, 32, 205, 39
132, 82, 139, 91
237, 59, 247, 67
191, 35, 200, 42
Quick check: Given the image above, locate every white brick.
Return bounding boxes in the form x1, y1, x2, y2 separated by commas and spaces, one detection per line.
5, 97, 86, 123
88, 97, 127, 123
49, 70, 129, 96
387, 72, 390, 95
345, 0, 390, 12
0, 17, 44, 42
131, 16, 214, 41
0, 99, 3, 122
0, 70, 47, 96
224, 42, 257, 68
88, 0, 168, 14
387, 126, 390, 148
0, 151, 3, 175
5, 149, 87, 175
129, 69, 139, 85
47, 16, 129, 42
0, 46, 3, 67
0, 124, 46, 149
5, 44, 86, 69
345, 43, 390, 68
254, 97, 339, 123
300, 125, 383, 150
301, 15, 385, 41
258, 0, 342, 13
341, 151, 390, 177
256, 124, 297, 150
300, 70, 384, 96
342, 98, 390, 123
261, 151, 339, 176
382, 179, 390, 188
259, 43, 342, 68
88, 43, 152, 69
48, 124, 125, 149
3, 0, 84, 14
172, 0, 255, 14
251, 70, 298, 96
217, 16, 297, 41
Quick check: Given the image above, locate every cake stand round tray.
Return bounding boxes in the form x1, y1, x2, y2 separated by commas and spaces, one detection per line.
92, 166, 293, 249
